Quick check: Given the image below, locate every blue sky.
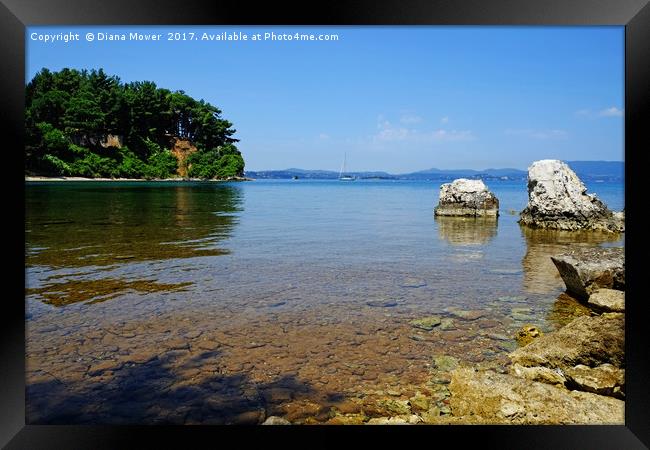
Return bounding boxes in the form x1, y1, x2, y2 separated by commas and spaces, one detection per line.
26, 26, 624, 173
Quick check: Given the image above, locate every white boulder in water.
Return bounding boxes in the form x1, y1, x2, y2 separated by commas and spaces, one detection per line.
434, 179, 499, 217
519, 160, 623, 232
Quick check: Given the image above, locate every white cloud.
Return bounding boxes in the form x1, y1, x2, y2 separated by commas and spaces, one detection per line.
375, 119, 475, 143
429, 129, 475, 141
318, 133, 330, 140
399, 113, 422, 124
440, 116, 449, 124
598, 107, 624, 117
376, 124, 411, 141
575, 107, 624, 118
505, 128, 568, 140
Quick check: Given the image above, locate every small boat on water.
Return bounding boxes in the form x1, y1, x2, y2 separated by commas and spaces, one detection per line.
292, 175, 299, 180
339, 153, 356, 181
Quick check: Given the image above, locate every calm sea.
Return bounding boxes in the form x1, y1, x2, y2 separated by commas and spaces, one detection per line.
25, 179, 624, 424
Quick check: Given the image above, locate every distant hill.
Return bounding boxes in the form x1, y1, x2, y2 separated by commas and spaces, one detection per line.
403, 167, 526, 181
566, 161, 624, 182
246, 161, 623, 182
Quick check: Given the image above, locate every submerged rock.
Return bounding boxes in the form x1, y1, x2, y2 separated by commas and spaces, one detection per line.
489, 269, 523, 276
434, 179, 499, 217
439, 318, 456, 330
420, 407, 442, 423
410, 316, 442, 331
376, 398, 412, 416
366, 416, 416, 425
448, 368, 624, 424
366, 298, 398, 308
509, 313, 624, 372
262, 416, 291, 425
399, 277, 427, 288
447, 309, 486, 321
519, 160, 624, 232
327, 413, 368, 425
550, 246, 624, 300
409, 392, 431, 412
88, 359, 124, 376
433, 355, 460, 372
587, 288, 625, 313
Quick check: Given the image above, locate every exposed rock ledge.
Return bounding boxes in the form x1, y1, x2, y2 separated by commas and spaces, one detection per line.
519, 160, 624, 232
510, 311, 625, 399
440, 240, 625, 424
509, 313, 625, 373
447, 311, 625, 423
550, 246, 624, 300
434, 179, 499, 217
448, 368, 624, 424
588, 289, 625, 313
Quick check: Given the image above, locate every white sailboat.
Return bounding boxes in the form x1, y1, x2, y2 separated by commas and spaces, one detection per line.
339, 153, 356, 181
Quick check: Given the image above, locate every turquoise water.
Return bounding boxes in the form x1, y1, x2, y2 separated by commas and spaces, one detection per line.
25, 179, 624, 424
224, 178, 623, 263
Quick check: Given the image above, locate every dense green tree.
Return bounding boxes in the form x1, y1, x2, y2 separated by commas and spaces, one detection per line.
63, 88, 106, 135
186, 144, 244, 179
28, 89, 69, 128
25, 68, 245, 179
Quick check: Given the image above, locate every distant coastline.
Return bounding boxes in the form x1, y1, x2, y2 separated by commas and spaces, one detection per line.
245, 161, 624, 182
26, 160, 623, 184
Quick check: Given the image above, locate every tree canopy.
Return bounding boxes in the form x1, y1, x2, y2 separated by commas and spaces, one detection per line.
25, 68, 245, 179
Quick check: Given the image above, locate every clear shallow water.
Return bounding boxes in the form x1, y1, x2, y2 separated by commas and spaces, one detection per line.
25, 179, 624, 424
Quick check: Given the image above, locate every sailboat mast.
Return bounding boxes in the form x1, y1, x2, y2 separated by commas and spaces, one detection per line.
340, 153, 346, 178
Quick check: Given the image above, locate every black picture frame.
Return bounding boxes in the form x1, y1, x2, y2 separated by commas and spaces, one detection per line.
2, 0, 649, 448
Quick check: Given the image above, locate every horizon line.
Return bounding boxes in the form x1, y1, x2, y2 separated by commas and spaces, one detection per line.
246, 160, 625, 175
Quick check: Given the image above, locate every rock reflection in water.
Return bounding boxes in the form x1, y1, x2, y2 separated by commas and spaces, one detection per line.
435, 216, 498, 246
26, 278, 193, 307
546, 292, 593, 330
26, 183, 243, 268
520, 226, 622, 294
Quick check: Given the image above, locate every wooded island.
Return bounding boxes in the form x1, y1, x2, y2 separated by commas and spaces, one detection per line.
25, 68, 245, 179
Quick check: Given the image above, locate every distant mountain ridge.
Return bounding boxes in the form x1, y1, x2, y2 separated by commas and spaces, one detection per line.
246, 161, 624, 182
564, 161, 624, 180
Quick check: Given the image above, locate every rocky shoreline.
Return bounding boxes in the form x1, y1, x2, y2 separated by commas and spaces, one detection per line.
345, 160, 626, 426
284, 160, 627, 425
445, 250, 626, 425
285, 246, 625, 426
